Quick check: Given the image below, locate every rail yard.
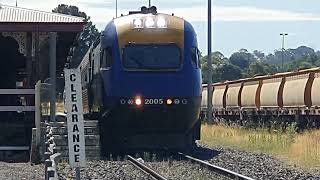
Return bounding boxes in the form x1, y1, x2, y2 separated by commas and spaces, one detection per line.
0, 2, 319, 180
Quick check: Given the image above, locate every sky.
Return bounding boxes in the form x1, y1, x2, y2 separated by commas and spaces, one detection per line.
3, 0, 320, 57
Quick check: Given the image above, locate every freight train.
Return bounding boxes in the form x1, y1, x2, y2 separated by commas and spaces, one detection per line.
79, 6, 202, 152
201, 67, 320, 128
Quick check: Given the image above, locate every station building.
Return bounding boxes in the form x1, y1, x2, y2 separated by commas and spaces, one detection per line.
0, 4, 85, 153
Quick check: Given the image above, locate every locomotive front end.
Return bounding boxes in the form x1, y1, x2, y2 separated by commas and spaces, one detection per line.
96, 7, 202, 151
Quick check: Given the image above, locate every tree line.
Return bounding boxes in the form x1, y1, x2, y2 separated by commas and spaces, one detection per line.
201, 46, 320, 83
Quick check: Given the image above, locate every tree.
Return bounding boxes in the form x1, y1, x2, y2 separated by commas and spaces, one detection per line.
307, 53, 318, 65
253, 50, 265, 61
229, 49, 256, 69
247, 61, 276, 77
53, 4, 88, 19
295, 46, 315, 57
219, 63, 242, 81
200, 51, 227, 83
201, 61, 211, 83
266, 46, 317, 70
52, 4, 100, 67
212, 51, 226, 61
200, 51, 226, 66
298, 61, 313, 69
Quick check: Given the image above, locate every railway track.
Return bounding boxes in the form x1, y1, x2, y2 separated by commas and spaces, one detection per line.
127, 152, 254, 180
127, 155, 167, 180
178, 152, 254, 180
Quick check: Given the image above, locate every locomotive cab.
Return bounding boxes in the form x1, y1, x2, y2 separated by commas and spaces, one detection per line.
80, 7, 202, 152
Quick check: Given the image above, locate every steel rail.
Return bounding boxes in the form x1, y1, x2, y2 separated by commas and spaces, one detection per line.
178, 152, 255, 180
127, 155, 167, 180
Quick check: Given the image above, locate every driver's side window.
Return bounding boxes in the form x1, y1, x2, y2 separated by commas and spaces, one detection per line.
101, 47, 113, 69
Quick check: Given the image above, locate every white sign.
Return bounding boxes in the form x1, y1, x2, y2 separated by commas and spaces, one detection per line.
64, 68, 86, 168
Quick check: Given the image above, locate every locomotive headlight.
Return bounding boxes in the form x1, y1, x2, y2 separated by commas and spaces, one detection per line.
135, 97, 142, 106
166, 99, 173, 105
145, 17, 155, 28
157, 17, 167, 28
133, 18, 143, 28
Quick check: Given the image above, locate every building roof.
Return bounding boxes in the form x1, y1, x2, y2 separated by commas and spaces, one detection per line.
0, 5, 84, 23
0, 5, 86, 32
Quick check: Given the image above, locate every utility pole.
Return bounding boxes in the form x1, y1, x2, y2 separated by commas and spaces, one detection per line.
149, 0, 151, 7
207, 0, 213, 121
280, 33, 288, 71
116, 0, 118, 18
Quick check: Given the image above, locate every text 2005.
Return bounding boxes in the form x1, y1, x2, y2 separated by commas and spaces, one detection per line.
144, 99, 164, 105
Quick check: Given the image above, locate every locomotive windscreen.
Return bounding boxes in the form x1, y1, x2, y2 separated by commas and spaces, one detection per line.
122, 44, 181, 70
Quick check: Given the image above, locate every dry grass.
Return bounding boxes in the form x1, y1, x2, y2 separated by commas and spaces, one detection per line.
288, 130, 320, 168
41, 102, 65, 115
56, 102, 65, 113
200, 124, 320, 169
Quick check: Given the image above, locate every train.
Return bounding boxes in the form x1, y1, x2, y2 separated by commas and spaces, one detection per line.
201, 67, 320, 129
79, 6, 202, 152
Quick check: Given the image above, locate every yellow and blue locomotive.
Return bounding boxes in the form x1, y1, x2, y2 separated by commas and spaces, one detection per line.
80, 7, 202, 152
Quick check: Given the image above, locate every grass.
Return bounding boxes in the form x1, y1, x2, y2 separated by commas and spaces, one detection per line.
200, 123, 320, 169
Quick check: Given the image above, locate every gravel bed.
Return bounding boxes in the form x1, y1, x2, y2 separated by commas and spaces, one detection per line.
146, 159, 228, 180
58, 160, 152, 180
197, 145, 320, 180
0, 162, 44, 180
57, 145, 320, 180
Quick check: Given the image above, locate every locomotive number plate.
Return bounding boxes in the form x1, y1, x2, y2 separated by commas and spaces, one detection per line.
144, 98, 164, 105
120, 98, 187, 105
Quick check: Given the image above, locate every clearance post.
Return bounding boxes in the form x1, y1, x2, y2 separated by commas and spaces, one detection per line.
64, 68, 86, 178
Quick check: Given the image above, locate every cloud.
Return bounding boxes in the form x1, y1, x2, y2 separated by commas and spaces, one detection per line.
165, 6, 320, 22
77, 0, 203, 9
3, 0, 320, 29
78, 1, 113, 9
91, 6, 320, 29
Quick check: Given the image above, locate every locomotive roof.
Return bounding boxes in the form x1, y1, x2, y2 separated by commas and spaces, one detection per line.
108, 12, 188, 50
113, 12, 185, 31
